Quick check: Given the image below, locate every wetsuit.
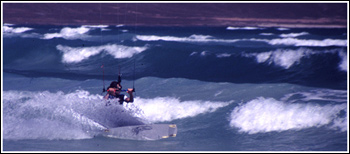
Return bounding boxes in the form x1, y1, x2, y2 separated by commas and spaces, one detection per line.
106, 74, 125, 104
107, 93, 125, 105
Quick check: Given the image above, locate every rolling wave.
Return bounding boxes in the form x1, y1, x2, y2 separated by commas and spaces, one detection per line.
242, 48, 347, 71
57, 44, 148, 63
3, 24, 347, 90
229, 96, 347, 134
133, 97, 232, 123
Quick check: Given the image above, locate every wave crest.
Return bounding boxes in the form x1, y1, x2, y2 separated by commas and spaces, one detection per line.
229, 97, 347, 134
57, 44, 147, 63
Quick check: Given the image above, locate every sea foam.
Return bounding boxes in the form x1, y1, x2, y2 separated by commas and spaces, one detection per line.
3, 25, 33, 34
136, 34, 239, 43
2, 90, 105, 140
229, 97, 347, 134
243, 48, 347, 71
43, 26, 91, 40
3, 90, 231, 140
132, 97, 232, 123
57, 44, 147, 63
136, 34, 346, 47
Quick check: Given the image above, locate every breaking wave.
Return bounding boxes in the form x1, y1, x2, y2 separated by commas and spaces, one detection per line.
57, 44, 148, 63
229, 96, 347, 134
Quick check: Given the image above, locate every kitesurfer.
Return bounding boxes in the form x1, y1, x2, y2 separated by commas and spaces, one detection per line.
104, 75, 134, 104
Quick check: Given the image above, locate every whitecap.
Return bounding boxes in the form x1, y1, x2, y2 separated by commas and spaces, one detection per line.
268, 38, 347, 47
216, 53, 231, 58
3, 25, 33, 34
259, 33, 274, 36
280, 32, 309, 38
136, 34, 239, 43
2, 90, 106, 140
226, 26, 263, 30
276, 27, 290, 31
338, 51, 347, 72
57, 44, 148, 63
43, 26, 91, 40
243, 48, 347, 70
244, 48, 313, 69
229, 97, 347, 134
132, 97, 232, 123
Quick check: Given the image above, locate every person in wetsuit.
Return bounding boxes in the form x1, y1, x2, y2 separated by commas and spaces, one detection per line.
104, 75, 134, 104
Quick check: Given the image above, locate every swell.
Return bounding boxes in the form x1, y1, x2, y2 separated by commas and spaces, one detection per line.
3, 25, 347, 90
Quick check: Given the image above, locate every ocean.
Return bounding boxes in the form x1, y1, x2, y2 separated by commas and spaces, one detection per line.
2, 24, 348, 151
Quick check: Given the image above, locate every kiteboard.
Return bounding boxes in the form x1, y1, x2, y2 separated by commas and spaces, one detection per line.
103, 124, 177, 140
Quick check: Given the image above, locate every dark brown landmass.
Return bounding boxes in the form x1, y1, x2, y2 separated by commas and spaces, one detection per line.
2, 3, 348, 28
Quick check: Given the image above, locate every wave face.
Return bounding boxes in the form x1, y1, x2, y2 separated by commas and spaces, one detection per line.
2, 24, 348, 151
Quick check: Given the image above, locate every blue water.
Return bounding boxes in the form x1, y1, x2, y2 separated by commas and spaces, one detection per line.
2, 24, 348, 151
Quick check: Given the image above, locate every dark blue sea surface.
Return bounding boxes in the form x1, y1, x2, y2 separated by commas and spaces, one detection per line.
2, 24, 348, 151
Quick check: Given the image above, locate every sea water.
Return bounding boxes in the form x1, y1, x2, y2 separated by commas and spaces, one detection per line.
2, 24, 348, 151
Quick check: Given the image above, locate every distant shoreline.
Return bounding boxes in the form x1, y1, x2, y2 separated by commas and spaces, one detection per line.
4, 16, 346, 28
3, 3, 347, 28
4, 22, 346, 29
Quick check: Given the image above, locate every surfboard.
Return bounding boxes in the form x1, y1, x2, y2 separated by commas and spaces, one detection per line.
103, 124, 177, 140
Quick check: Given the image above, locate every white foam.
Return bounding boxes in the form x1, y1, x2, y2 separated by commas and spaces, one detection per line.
276, 28, 290, 31
259, 33, 274, 36
57, 44, 147, 63
331, 116, 348, 132
3, 24, 33, 38
136, 34, 346, 47
82, 25, 108, 28
3, 90, 155, 140
136, 34, 212, 42
244, 48, 313, 69
4, 118, 92, 140
136, 35, 182, 41
281, 89, 348, 103
267, 38, 347, 47
190, 52, 198, 56
4, 23, 15, 26
136, 34, 239, 43
104, 44, 147, 59
3, 25, 33, 34
280, 32, 309, 38
216, 53, 231, 58
255, 52, 271, 63
229, 97, 347, 134
3, 90, 233, 140
57, 45, 101, 63
2, 90, 106, 140
226, 26, 263, 30
42, 25, 112, 40
200, 51, 208, 56
268, 49, 307, 69
43, 26, 91, 40
82, 25, 110, 31
338, 51, 348, 72
132, 97, 232, 123
244, 48, 347, 69
192, 51, 229, 58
